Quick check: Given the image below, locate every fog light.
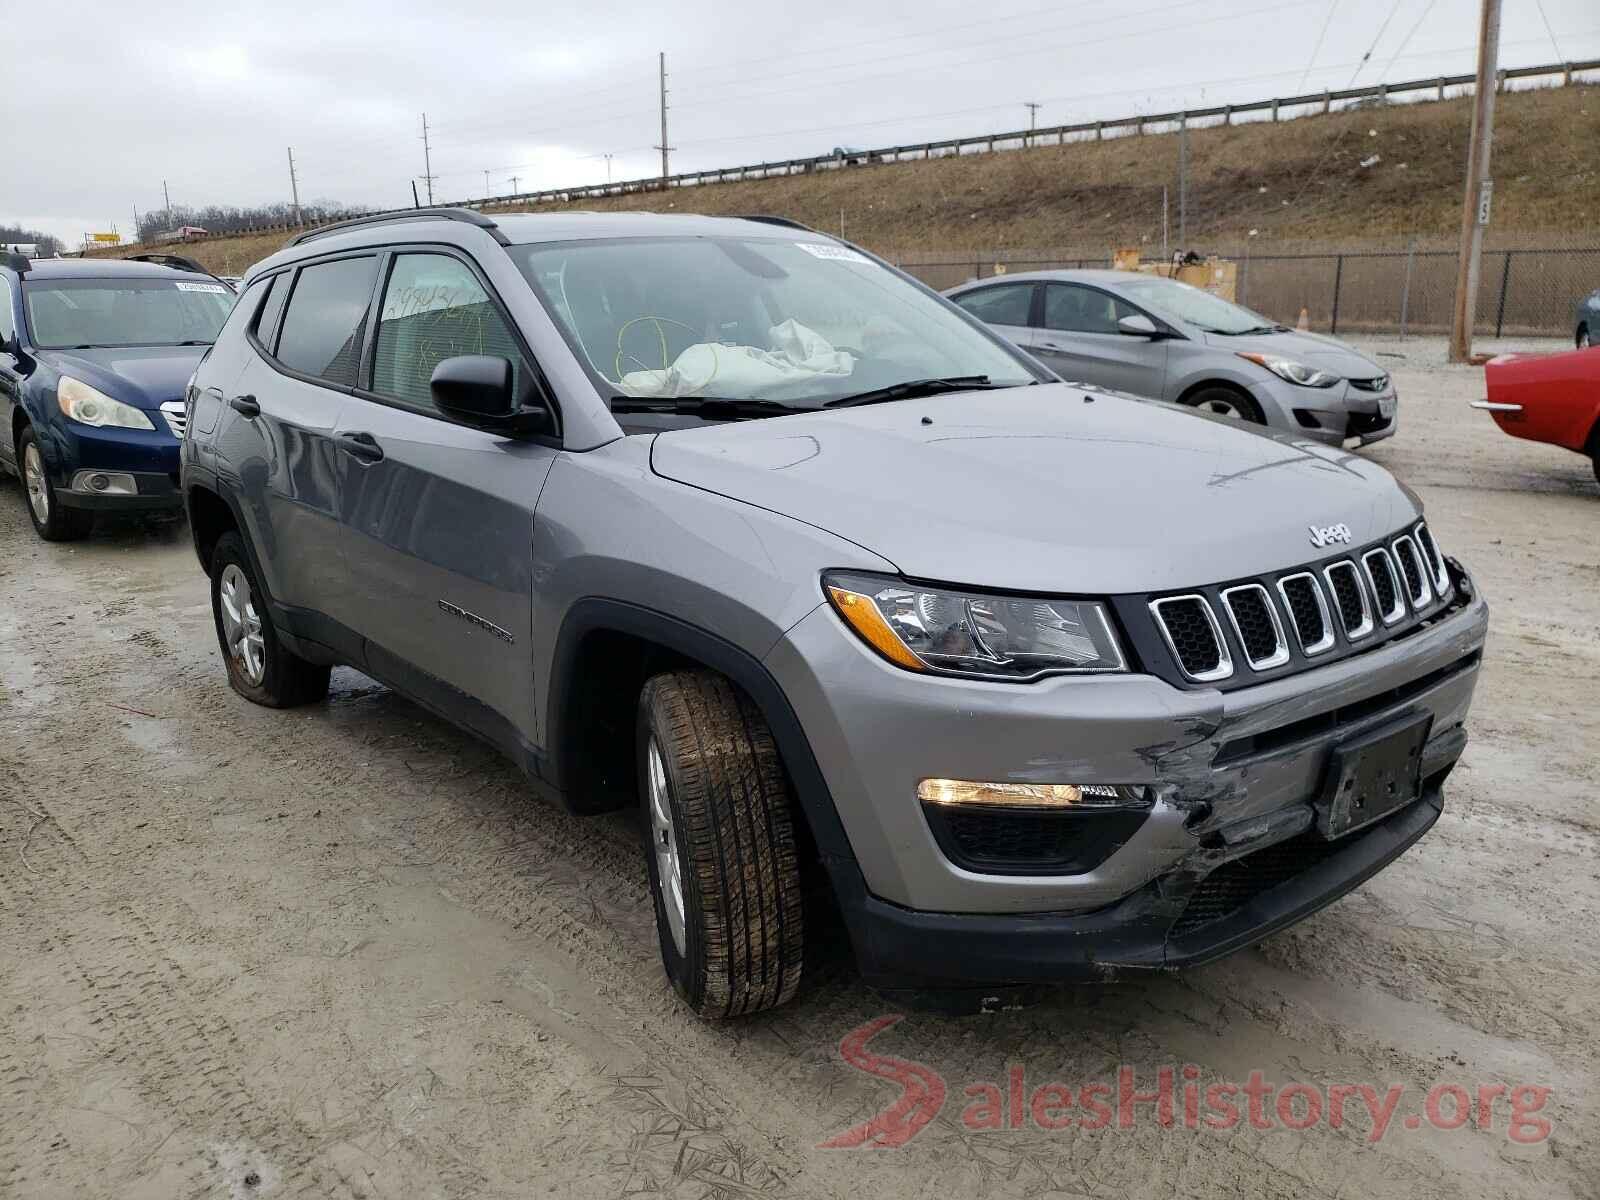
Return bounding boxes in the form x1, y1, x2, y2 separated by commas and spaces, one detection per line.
917, 778, 1145, 809
88, 473, 110, 492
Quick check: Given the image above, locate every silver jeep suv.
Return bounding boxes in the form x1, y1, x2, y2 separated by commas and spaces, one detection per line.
180, 208, 1487, 1016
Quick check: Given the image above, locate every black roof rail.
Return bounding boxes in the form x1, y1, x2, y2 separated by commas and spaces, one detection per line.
125, 252, 234, 290
288, 207, 509, 247
734, 214, 816, 232
126, 253, 211, 274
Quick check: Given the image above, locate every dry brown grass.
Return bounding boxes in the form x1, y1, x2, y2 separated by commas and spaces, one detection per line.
93, 83, 1597, 274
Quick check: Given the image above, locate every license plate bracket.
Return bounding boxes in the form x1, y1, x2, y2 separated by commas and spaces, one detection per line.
1316, 713, 1432, 839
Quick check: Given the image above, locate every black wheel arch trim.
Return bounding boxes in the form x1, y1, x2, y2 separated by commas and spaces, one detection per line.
545, 598, 867, 887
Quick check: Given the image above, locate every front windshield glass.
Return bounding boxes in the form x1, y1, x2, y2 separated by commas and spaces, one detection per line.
1116, 277, 1277, 335
513, 237, 1038, 407
23, 277, 233, 349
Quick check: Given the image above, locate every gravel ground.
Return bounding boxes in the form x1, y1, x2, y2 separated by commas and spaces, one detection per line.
1, 338, 1595, 1200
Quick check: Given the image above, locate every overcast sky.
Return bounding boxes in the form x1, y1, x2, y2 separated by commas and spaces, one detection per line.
8, 0, 1596, 246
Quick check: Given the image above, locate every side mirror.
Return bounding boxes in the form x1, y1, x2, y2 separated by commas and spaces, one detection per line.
430, 355, 552, 435
1116, 314, 1160, 338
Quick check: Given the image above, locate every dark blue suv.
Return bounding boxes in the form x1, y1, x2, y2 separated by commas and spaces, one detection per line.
0, 253, 235, 539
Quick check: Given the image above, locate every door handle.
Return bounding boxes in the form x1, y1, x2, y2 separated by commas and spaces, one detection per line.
336, 431, 385, 463
228, 394, 260, 418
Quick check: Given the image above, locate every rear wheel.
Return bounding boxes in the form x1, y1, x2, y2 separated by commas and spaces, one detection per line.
637, 670, 805, 1018
209, 531, 330, 707
17, 427, 93, 542
1182, 385, 1265, 424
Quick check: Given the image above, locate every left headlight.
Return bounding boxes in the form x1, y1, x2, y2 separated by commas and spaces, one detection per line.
1236, 352, 1340, 388
824, 572, 1127, 680
56, 376, 155, 430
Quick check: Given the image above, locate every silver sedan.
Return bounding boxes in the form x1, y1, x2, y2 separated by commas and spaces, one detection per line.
946, 269, 1398, 446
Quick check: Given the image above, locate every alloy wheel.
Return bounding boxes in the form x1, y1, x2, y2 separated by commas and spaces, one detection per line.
1197, 397, 1246, 418
646, 737, 688, 956
23, 444, 49, 522
218, 563, 266, 686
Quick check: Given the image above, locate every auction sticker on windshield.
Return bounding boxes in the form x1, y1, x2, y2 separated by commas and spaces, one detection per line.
175, 282, 230, 293
795, 243, 873, 265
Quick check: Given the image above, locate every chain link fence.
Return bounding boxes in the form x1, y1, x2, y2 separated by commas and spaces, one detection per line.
892, 238, 1599, 340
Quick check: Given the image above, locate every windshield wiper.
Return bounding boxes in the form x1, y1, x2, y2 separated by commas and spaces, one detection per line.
823, 375, 1012, 409
609, 396, 803, 420
1212, 324, 1286, 337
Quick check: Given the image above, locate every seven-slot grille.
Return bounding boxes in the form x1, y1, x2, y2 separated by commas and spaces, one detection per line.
1147, 522, 1454, 687
159, 400, 188, 439
1149, 595, 1233, 682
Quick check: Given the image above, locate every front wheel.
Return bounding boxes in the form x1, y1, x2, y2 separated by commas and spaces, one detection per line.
1578, 324, 1591, 350
637, 670, 805, 1018
17, 427, 93, 542
1181, 386, 1265, 424
209, 531, 330, 707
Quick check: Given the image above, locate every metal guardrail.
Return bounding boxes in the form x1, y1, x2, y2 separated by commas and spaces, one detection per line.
442, 57, 1600, 211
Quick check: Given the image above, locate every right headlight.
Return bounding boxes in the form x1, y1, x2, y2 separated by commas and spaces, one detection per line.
1235, 352, 1340, 388
823, 572, 1127, 680
56, 377, 155, 430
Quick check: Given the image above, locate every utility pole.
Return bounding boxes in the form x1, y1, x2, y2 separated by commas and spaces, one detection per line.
1161, 186, 1169, 260
1449, 0, 1502, 362
420, 112, 436, 206
1025, 101, 1040, 146
654, 52, 673, 186
162, 180, 172, 229
132, 204, 141, 243
1177, 118, 1188, 248
287, 147, 303, 226
510, 174, 520, 196
605, 153, 614, 183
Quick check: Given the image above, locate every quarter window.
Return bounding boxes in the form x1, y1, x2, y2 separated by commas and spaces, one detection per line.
274, 256, 378, 387
953, 283, 1034, 327
0, 278, 15, 345
253, 274, 288, 347
371, 254, 524, 410
1043, 284, 1139, 335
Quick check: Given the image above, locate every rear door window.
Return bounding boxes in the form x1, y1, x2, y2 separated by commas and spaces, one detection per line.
953, 283, 1035, 327
370, 253, 526, 411
274, 257, 378, 387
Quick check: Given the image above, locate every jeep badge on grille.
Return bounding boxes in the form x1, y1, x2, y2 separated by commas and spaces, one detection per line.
1309, 522, 1353, 547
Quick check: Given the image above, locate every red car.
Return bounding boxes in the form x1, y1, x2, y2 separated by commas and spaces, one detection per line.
1474, 346, 1600, 485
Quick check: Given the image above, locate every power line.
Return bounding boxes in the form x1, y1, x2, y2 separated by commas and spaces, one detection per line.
1381, 0, 1446, 83
1298, 0, 1340, 90
1532, 0, 1564, 61
1347, 0, 1409, 86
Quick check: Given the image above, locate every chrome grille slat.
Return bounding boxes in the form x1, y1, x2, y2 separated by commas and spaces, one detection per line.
1413, 521, 1450, 595
1220, 584, 1289, 670
1360, 548, 1406, 626
1392, 535, 1433, 609
1149, 595, 1234, 683
159, 400, 188, 439
1276, 572, 1336, 655
1322, 560, 1374, 640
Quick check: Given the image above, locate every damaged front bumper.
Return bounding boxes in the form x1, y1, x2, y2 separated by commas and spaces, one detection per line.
765, 582, 1487, 992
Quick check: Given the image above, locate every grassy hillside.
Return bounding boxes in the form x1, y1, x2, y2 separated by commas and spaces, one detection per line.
93, 83, 1597, 274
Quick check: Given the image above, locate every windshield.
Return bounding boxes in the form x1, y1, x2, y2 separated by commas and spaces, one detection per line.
513, 236, 1038, 409
22, 277, 233, 349
1116, 276, 1278, 335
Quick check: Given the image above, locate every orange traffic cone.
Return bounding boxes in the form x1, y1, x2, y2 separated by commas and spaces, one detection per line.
1296, 307, 1310, 331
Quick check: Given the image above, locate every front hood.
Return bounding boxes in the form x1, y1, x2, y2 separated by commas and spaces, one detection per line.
1202, 329, 1382, 378
650, 384, 1420, 594
40, 345, 206, 409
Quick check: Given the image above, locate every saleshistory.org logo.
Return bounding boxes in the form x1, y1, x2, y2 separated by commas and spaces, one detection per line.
1309, 522, 1354, 547
818, 1016, 1554, 1149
